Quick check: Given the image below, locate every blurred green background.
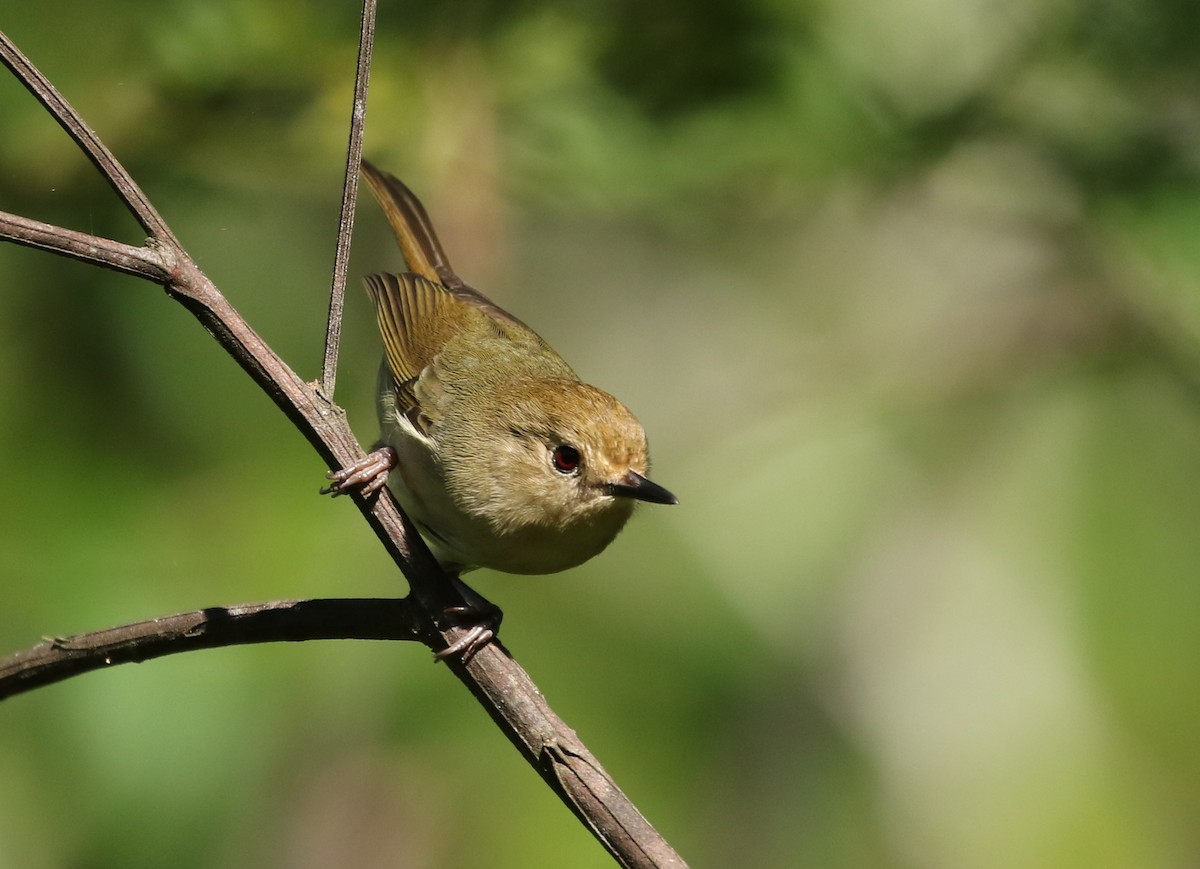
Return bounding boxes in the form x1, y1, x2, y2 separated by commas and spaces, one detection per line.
3, 1, 1200, 866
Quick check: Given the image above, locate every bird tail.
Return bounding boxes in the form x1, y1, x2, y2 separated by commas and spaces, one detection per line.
361, 160, 459, 288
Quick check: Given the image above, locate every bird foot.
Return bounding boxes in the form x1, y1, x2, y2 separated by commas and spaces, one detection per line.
321, 447, 397, 498
434, 585, 503, 664
434, 621, 496, 663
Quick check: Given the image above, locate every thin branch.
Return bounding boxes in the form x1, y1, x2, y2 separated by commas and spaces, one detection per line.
320, 0, 377, 399
0, 599, 422, 701
0, 210, 173, 280
0, 21, 687, 869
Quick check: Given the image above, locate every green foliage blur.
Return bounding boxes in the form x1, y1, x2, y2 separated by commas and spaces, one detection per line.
3, 1, 1200, 866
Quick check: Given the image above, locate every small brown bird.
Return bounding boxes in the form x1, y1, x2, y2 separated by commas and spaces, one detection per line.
326, 162, 675, 587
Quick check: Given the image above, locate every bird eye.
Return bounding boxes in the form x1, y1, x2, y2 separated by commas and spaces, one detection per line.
551, 444, 581, 474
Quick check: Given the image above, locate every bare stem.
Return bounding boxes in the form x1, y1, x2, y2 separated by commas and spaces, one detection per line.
320, 0, 378, 399
0, 599, 422, 701
0, 209, 174, 280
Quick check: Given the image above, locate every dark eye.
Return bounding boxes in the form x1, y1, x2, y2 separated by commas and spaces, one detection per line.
552, 444, 581, 474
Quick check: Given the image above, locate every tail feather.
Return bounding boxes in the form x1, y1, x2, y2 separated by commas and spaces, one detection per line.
361, 160, 458, 286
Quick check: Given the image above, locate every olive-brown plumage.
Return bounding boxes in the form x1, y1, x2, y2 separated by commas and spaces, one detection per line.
329, 161, 675, 575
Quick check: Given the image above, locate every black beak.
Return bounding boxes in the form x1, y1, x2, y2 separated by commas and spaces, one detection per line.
607, 470, 678, 505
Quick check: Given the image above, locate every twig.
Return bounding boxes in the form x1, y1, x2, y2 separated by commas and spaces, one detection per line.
0, 210, 173, 280
320, 0, 377, 399
0, 599, 422, 701
0, 22, 686, 869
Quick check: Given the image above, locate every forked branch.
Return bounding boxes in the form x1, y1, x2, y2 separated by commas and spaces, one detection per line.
0, 18, 684, 869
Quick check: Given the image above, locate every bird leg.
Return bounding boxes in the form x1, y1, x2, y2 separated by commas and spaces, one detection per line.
323, 452, 501, 663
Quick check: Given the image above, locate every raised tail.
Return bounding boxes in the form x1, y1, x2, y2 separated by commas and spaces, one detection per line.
361, 160, 460, 288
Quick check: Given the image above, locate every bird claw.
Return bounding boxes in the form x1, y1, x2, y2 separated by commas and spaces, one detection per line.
433, 597, 504, 664
321, 447, 397, 498
434, 623, 495, 663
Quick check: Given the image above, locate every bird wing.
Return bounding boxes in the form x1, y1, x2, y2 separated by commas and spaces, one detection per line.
364, 272, 473, 420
